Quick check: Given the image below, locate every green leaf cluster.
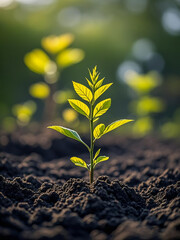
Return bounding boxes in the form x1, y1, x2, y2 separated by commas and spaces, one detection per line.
48, 66, 133, 182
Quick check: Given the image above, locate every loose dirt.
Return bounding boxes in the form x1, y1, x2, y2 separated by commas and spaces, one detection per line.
0, 131, 179, 240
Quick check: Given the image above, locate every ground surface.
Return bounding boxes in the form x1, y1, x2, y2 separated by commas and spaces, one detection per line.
0, 130, 179, 240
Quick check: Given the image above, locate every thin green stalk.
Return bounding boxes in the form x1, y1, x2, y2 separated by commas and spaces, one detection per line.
89, 103, 94, 184
43, 72, 59, 123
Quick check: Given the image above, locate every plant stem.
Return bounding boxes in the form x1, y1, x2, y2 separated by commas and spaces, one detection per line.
43, 82, 57, 123
89, 104, 94, 184
43, 72, 59, 123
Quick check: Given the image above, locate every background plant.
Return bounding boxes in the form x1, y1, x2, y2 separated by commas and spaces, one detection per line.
124, 70, 165, 137
24, 33, 85, 122
48, 66, 133, 183
1, 1, 180, 137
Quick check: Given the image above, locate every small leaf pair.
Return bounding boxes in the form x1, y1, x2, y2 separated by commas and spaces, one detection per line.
93, 148, 109, 168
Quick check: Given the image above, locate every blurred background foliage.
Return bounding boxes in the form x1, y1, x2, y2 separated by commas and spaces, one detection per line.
0, 0, 180, 138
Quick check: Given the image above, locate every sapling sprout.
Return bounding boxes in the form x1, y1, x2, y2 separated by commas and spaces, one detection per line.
24, 33, 85, 122
48, 66, 133, 183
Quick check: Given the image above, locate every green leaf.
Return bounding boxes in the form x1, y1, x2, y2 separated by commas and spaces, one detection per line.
94, 148, 101, 160
92, 66, 97, 76
93, 98, 111, 118
93, 123, 105, 139
94, 83, 113, 101
68, 99, 90, 118
73, 81, 93, 103
86, 78, 93, 89
70, 157, 87, 169
103, 119, 134, 134
88, 68, 93, 83
93, 117, 99, 123
47, 126, 88, 147
94, 73, 100, 84
89, 66, 99, 83
94, 156, 109, 167
56, 48, 84, 68
95, 78, 104, 90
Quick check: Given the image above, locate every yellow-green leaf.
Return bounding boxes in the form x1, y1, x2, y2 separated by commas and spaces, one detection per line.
56, 48, 84, 68
68, 99, 90, 118
94, 83, 113, 101
88, 66, 99, 83
24, 49, 51, 75
41, 33, 74, 54
93, 124, 105, 139
88, 68, 93, 83
29, 82, 50, 99
94, 148, 101, 160
62, 108, 77, 123
93, 118, 99, 123
73, 81, 93, 103
95, 78, 104, 90
70, 157, 87, 169
92, 66, 97, 77
12, 101, 36, 124
94, 73, 100, 84
104, 119, 134, 134
47, 126, 87, 147
93, 99, 111, 118
94, 156, 109, 167
85, 78, 93, 89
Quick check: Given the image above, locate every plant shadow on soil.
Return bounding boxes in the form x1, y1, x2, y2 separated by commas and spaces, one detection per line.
0, 130, 180, 240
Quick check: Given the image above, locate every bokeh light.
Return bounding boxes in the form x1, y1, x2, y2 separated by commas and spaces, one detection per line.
0, 0, 180, 138
162, 8, 180, 35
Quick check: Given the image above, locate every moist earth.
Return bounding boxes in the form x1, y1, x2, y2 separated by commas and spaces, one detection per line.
0, 130, 179, 240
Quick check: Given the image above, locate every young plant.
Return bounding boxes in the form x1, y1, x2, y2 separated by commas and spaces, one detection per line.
48, 66, 133, 183
24, 33, 84, 122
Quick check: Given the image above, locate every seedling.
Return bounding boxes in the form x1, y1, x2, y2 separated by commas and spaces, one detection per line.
48, 66, 133, 183
24, 33, 84, 122
124, 71, 164, 136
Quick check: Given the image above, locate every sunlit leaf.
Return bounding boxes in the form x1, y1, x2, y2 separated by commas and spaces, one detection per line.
88, 66, 99, 83
70, 157, 87, 168
62, 108, 78, 123
56, 48, 84, 68
92, 66, 97, 77
48, 126, 85, 145
24, 49, 51, 74
73, 81, 93, 103
29, 82, 50, 99
86, 78, 93, 89
93, 124, 105, 139
133, 96, 164, 116
68, 99, 90, 118
125, 71, 161, 94
103, 119, 134, 134
88, 68, 93, 82
93, 118, 99, 123
70, 157, 87, 169
95, 78, 104, 89
12, 101, 36, 124
41, 33, 74, 54
94, 83, 113, 101
94, 148, 101, 160
132, 117, 153, 137
94, 156, 109, 167
93, 98, 111, 118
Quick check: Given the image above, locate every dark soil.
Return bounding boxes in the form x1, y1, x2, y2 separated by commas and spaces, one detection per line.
0, 130, 180, 240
